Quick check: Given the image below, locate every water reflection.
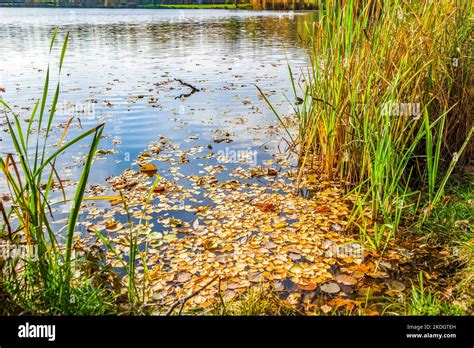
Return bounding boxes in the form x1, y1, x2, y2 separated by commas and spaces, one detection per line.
0, 8, 314, 195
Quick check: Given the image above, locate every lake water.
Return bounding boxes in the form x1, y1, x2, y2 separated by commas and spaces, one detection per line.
0, 8, 314, 233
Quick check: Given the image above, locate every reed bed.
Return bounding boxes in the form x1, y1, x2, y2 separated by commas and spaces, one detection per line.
265, 0, 473, 249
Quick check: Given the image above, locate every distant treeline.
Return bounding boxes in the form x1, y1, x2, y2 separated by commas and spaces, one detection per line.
0, 0, 237, 6
0, 0, 319, 10
251, 0, 317, 10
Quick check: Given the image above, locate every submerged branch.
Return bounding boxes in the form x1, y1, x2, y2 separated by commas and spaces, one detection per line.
166, 275, 219, 316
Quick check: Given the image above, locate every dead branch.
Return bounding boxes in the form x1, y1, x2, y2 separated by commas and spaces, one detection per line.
166, 275, 218, 316
174, 78, 200, 99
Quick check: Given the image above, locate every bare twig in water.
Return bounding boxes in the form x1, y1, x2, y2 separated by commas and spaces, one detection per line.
166, 275, 218, 316
217, 277, 227, 315
174, 78, 200, 99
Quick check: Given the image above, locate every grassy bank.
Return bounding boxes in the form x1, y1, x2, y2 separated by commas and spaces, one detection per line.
382, 178, 473, 315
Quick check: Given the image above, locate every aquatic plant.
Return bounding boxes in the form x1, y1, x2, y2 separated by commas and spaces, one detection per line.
262, 0, 473, 249
0, 29, 108, 314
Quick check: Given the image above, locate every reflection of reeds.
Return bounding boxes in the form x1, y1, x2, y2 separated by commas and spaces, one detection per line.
251, 0, 318, 10
0, 29, 107, 313
262, 0, 472, 249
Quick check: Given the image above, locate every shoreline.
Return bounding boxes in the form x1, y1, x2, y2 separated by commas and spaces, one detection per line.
0, 5, 249, 9
0, 4, 318, 10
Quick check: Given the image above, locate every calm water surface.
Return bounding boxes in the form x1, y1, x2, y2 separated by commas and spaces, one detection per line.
0, 8, 314, 233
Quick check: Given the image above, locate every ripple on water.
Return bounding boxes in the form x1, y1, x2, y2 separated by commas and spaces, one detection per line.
0, 8, 312, 206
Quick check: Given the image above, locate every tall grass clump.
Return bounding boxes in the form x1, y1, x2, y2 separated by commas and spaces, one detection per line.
263, 0, 472, 250
0, 30, 110, 314
94, 176, 161, 311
